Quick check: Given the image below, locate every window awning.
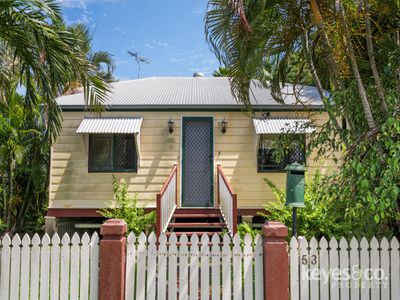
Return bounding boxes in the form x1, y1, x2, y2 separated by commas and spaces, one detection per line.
76, 117, 142, 134
253, 118, 315, 134
76, 116, 143, 166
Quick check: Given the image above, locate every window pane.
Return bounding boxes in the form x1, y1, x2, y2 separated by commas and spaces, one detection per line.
114, 134, 136, 170
90, 135, 113, 171
257, 134, 305, 171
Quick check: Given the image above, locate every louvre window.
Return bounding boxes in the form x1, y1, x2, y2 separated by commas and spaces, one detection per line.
257, 134, 306, 172
89, 134, 137, 172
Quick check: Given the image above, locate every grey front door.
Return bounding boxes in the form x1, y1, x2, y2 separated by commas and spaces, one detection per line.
181, 117, 214, 207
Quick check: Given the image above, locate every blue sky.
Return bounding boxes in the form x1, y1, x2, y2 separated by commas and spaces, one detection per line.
60, 0, 220, 80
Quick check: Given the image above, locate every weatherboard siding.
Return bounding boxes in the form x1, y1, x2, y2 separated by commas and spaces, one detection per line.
49, 110, 336, 210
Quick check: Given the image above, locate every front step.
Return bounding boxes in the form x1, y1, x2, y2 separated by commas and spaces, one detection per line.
168, 222, 226, 228
167, 208, 227, 236
173, 213, 221, 219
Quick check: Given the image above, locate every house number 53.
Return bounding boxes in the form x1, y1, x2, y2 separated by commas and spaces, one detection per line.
302, 255, 317, 265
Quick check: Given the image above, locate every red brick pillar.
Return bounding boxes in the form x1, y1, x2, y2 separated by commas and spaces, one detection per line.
99, 219, 127, 300
262, 221, 289, 300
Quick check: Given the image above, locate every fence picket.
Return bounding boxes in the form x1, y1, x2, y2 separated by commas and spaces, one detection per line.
221, 234, 232, 300
80, 233, 90, 300
158, 234, 167, 300
168, 233, 178, 300
70, 233, 80, 300
380, 238, 390, 300
136, 232, 147, 300
200, 233, 210, 300
60, 233, 71, 300
339, 237, 349, 300
309, 237, 318, 300
0, 234, 11, 300
360, 237, 370, 300
89, 232, 99, 300
211, 234, 221, 300
20, 234, 31, 300
254, 234, 263, 300
10, 234, 21, 300
299, 237, 309, 300
232, 234, 242, 300
40, 234, 51, 300
290, 237, 299, 300
319, 237, 329, 300
329, 237, 339, 300
50, 234, 61, 300
243, 234, 253, 300
31, 233, 41, 300
125, 232, 136, 300
189, 234, 200, 300
370, 237, 380, 299
147, 233, 157, 300
179, 234, 189, 300
390, 237, 400, 300
349, 237, 359, 300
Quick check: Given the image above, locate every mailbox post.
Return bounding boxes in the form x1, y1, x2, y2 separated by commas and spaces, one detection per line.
285, 162, 306, 237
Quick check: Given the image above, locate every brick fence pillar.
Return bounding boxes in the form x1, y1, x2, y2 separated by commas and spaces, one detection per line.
99, 219, 127, 300
262, 221, 289, 300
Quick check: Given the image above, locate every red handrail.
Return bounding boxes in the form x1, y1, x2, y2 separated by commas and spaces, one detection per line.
158, 164, 178, 196
217, 164, 235, 196
156, 164, 178, 236
217, 164, 238, 235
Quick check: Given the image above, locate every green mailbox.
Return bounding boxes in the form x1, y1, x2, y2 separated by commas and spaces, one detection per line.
285, 162, 306, 208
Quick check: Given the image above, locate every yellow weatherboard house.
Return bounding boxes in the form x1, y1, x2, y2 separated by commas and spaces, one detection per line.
47, 76, 335, 236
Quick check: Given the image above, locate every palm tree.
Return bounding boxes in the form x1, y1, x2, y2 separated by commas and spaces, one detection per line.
0, 0, 110, 142
212, 66, 232, 77
205, 0, 396, 135
0, 0, 111, 232
66, 23, 116, 88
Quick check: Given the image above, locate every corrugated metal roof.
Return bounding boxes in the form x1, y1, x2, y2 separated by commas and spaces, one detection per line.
253, 118, 315, 134
76, 117, 142, 134
57, 77, 325, 108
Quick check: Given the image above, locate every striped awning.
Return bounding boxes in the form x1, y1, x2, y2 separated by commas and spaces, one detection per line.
76, 117, 142, 134
253, 118, 314, 134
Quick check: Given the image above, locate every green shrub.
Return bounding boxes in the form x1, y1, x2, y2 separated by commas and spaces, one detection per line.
259, 171, 395, 239
237, 222, 260, 239
99, 176, 156, 235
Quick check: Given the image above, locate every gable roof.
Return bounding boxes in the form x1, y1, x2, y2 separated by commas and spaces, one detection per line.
56, 77, 325, 111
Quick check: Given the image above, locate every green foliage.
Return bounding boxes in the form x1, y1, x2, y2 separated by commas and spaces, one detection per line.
0, 1, 114, 234
99, 176, 156, 235
0, 219, 7, 234
261, 150, 399, 240
260, 174, 350, 239
0, 92, 49, 233
237, 222, 260, 239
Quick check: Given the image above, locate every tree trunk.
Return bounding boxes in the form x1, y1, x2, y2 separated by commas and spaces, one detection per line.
310, 0, 343, 89
396, 30, 400, 103
337, 0, 377, 129
364, 0, 389, 119
302, 29, 350, 148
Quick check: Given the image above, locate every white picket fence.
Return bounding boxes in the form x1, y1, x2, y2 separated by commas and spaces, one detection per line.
0, 232, 99, 300
290, 236, 400, 300
125, 232, 264, 300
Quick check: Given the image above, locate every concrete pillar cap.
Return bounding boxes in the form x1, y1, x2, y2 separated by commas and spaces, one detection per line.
100, 219, 127, 236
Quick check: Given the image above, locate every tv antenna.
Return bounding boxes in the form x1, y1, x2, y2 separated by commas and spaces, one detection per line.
127, 51, 150, 78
